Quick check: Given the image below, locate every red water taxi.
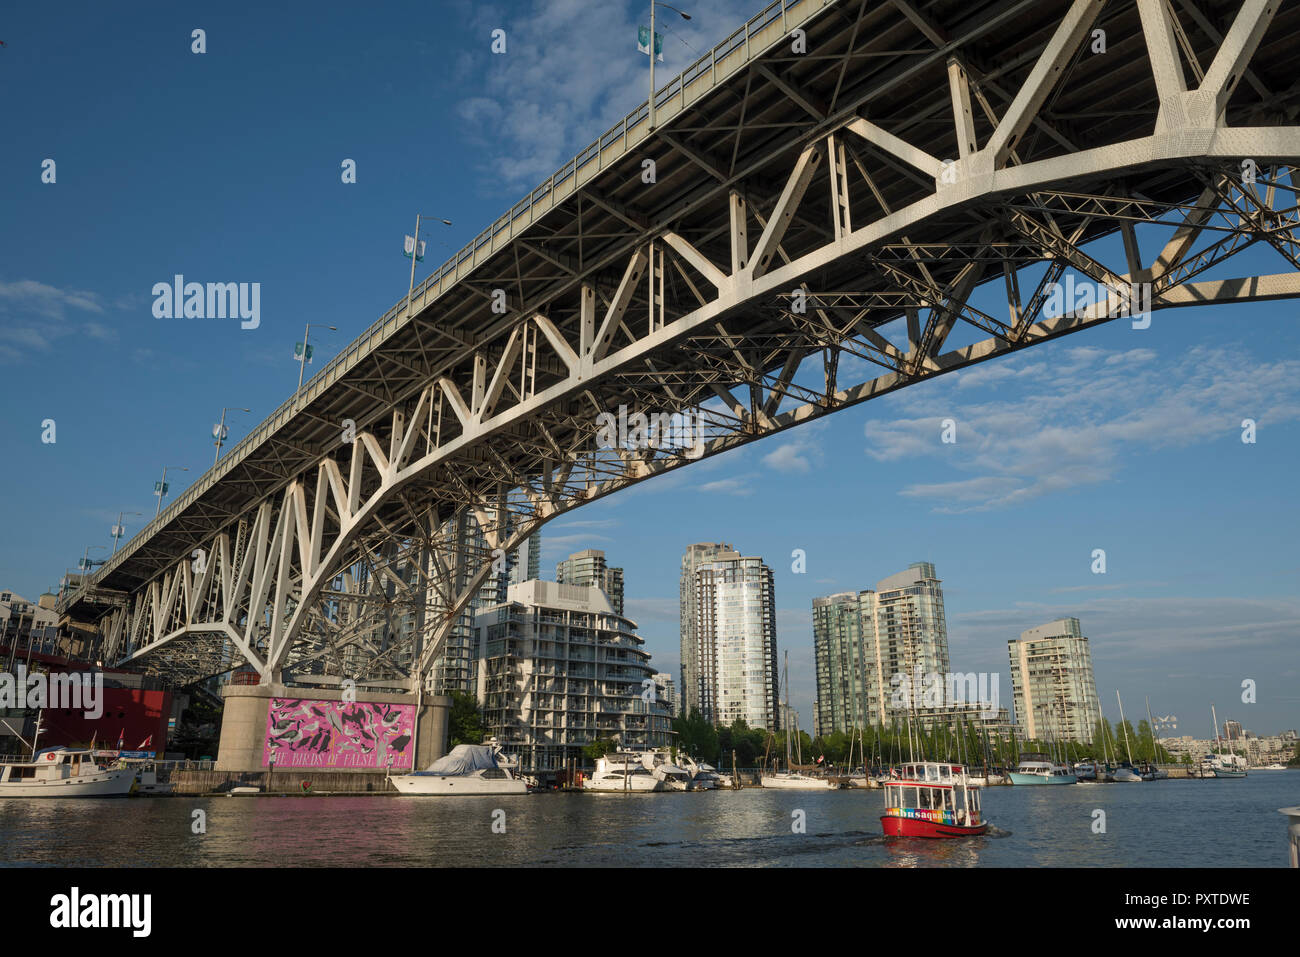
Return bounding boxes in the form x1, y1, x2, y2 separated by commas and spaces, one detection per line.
881, 761, 988, 838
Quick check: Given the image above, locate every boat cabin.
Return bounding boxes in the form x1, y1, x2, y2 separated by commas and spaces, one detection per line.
0, 747, 102, 784
883, 762, 982, 829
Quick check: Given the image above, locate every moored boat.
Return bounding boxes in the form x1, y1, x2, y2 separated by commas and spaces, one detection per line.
390, 741, 529, 795
881, 761, 989, 838
677, 754, 723, 789
583, 751, 664, 792
639, 748, 691, 790
0, 747, 135, 798
760, 770, 837, 789
1007, 753, 1077, 785
1208, 705, 1248, 778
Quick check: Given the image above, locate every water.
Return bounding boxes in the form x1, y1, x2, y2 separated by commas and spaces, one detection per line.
1, 773, 1295, 867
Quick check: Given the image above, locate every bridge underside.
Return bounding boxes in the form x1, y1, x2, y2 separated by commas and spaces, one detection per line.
70, 0, 1300, 690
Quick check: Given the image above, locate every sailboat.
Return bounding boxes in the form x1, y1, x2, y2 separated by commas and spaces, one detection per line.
1207, 704, 1247, 778
760, 652, 835, 789
1112, 691, 1144, 782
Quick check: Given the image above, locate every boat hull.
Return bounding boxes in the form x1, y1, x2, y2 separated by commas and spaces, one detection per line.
1212, 769, 1247, 778
760, 774, 836, 789
881, 814, 988, 839
391, 775, 528, 795
583, 776, 663, 792
1007, 771, 1076, 785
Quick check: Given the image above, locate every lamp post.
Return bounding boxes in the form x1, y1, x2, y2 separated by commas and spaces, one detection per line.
79, 545, 107, 580
405, 214, 453, 318
648, 2, 691, 132
111, 510, 143, 555
154, 465, 189, 517
296, 324, 336, 392
213, 406, 251, 466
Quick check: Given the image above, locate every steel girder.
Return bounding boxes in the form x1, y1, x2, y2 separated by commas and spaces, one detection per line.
89, 0, 1300, 688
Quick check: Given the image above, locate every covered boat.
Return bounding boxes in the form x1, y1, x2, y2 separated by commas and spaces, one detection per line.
390, 742, 528, 795
881, 761, 988, 838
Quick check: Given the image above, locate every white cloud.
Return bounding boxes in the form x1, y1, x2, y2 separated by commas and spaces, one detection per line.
451, 0, 760, 193
698, 476, 753, 495
0, 280, 109, 360
761, 433, 823, 473
864, 344, 1300, 512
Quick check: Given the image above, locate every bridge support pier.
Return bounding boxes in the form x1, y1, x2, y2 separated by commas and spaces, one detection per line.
214, 683, 451, 774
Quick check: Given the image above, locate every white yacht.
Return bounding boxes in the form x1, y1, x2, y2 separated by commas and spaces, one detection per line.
583, 752, 663, 792
1007, 754, 1077, 785
760, 770, 837, 789
639, 749, 691, 790
0, 747, 136, 798
390, 742, 529, 795
675, 754, 723, 790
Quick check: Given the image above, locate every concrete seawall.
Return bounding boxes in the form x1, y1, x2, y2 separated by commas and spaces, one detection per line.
174, 768, 398, 795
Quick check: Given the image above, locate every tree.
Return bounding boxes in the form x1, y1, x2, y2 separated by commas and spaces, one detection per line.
672, 708, 719, 764
583, 738, 618, 762
447, 690, 485, 746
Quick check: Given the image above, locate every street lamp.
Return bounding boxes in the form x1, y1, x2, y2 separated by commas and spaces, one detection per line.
648, 2, 691, 132
111, 510, 143, 555
79, 544, 108, 579
154, 465, 189, 517
296, 325, 336, 392
213, 406, 251, 466
405, 214, 453, 318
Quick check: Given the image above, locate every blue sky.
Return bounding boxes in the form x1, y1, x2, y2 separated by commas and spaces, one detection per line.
2, 1, 1298, 742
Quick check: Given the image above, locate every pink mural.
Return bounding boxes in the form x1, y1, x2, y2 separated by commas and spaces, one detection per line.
262, 698, 415, 769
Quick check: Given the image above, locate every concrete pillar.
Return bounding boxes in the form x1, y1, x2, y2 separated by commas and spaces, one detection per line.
214, 683, 451, 773
416, 695, 452, 770
1281, 806, 1300, 868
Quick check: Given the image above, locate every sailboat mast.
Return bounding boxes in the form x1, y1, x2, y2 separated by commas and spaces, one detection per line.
1211, 703, 1221, 757
1144, 695, 1157, 766
1116, 690, 1133, 763
783, 650, 791, 771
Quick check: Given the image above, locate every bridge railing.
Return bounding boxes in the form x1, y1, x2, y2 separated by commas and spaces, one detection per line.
72, 0, 831, 607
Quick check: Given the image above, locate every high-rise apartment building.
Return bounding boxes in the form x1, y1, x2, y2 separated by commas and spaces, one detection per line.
679, 543, 735, 719
812, 562, 952, 730
651, 672, 677, 717
1007, 617, 1102, 743
555, 548, 624, 615
473, 580, 672, 771
812, 591, 872, 734
685, 548, 778, 729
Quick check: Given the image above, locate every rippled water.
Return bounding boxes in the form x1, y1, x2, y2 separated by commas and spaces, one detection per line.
1, 772, 1295, 866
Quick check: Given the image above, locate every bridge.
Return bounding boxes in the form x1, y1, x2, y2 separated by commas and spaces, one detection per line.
61, 0, 1300, 700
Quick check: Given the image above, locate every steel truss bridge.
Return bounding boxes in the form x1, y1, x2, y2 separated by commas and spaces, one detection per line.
60, 0, 1300, 690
